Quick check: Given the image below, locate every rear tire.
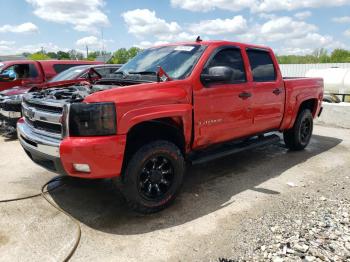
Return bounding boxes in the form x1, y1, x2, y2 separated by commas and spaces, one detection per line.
283, 109, 313, 151
116, 140, 185, 214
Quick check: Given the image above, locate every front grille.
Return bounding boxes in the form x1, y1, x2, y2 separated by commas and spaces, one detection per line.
2, 102, 21, 112
26, 118, 62, 134
24, 101, 63, 114
22, 100, 64, 139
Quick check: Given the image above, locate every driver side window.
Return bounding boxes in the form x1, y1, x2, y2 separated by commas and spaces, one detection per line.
205, 48, 246, 84
2, 64, 38, 80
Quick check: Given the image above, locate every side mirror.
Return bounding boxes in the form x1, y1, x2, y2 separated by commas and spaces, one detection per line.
0, 73, 15, 82
201, 66, 233, 84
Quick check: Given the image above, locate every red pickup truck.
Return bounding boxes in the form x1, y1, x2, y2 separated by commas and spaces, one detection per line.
0, 60, 102, 92
18, 40, 323, 213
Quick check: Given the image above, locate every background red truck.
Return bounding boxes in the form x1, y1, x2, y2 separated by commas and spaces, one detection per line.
0, 60, 102, 92
18, 40, 323, 213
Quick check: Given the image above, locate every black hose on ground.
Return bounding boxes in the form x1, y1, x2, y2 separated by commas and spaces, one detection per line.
0, 176, 81, 262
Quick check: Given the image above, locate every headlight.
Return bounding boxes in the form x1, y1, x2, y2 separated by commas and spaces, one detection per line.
69, 102, 116, 137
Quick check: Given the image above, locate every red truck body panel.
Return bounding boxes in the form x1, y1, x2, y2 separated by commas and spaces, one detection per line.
0, 60, 102, 92
18, 41, 324, 179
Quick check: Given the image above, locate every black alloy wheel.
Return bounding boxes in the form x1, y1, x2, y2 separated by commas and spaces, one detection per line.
138, 155, 174, 200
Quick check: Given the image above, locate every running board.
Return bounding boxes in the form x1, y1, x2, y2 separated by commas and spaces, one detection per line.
189, 134, 280, 165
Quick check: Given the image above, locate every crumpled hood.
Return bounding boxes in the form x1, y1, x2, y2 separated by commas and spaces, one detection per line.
0, 86, 31, 96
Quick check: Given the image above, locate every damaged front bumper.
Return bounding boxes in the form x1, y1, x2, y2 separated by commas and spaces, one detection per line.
17, 118, 67, 174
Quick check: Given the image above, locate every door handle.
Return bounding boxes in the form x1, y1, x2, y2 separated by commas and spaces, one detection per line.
239, 92, 252, 99
273, 88, 282, 95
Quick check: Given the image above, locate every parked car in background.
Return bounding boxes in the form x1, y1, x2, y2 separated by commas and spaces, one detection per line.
18, 40, 323, 213
0, 64, 121, 137
0, 60, 102, 92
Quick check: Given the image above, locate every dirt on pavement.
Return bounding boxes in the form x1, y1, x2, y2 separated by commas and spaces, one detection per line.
0, 125, 349, 261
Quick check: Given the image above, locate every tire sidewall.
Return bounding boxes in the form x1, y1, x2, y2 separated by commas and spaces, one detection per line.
122, 141, 185, 211
296, 110, 313, 147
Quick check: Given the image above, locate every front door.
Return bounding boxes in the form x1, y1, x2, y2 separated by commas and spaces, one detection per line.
193, 47, 254, 148
0, 63, 41, 91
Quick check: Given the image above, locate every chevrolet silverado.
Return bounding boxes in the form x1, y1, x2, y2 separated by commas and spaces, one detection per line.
17, 40, 323, 213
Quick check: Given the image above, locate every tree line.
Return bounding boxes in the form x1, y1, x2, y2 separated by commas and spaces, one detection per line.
25, 47, 350, 64
277, 48, 350, 64
25, 47, 142, 64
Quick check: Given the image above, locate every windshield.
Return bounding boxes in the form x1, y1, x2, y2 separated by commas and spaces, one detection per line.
49, 66, 90, 82
118, 45, 206, 79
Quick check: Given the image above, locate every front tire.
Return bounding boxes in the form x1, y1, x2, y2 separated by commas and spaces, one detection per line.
117, 140, 185, 214
283, 109, 313, 151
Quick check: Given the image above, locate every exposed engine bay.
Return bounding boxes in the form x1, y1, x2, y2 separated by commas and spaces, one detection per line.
24, 78, 143, 104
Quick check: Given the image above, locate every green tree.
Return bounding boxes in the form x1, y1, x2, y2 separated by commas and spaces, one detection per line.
110, 48, 129, 64
56, 51, 70, 60
68, 49, 84, 60
127, 47, 141, 60
28, 52, 51, 60
46, 52, 58, 59
330, 49, 350, 63
87, 51, 100, 61
110, 47, 142, 64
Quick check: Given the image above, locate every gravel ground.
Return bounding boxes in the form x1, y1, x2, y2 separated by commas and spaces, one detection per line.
240, 186, 350, 262
0, 124, 349, 261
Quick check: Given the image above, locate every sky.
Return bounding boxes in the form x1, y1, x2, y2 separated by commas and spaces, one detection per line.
0, 0, 350, 56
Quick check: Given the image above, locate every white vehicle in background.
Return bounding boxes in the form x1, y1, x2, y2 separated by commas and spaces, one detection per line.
306, 68, 350, 103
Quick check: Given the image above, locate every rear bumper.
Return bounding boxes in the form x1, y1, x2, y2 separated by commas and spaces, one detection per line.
17, 119, 127, 178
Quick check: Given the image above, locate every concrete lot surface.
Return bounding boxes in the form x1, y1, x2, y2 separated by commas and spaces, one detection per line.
0, 125, 349, 261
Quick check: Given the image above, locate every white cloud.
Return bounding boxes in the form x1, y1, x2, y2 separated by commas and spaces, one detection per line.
259, 16, 317, 42
26, 0, 109, 32
170, 0, 255, 12
0, 41, 15, 45
122, 9, 182, 40
76, 36, 100, 47
171, 0, 350, 12
121, 8, 344, 56
189, 16, 248, 35
134, 41, 170, 49
251, 0, 350, 12
0, 42, 74, 56
0, 22, 38, 33
294, 11, 312, 20
345, 29, 350, 37
75, 35, 113, 51
332, 16, 350, 23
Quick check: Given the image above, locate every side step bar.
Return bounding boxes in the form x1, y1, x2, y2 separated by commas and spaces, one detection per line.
189, 134, 281, 165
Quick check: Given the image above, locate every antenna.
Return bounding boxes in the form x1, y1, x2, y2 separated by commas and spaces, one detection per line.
101, 28, 105, 56
196, 36, 202, 42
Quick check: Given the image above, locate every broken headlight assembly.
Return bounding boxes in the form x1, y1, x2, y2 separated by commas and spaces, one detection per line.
68, 102, 117, 137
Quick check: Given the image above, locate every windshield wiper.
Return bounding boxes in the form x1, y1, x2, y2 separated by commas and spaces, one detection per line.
114, 71, 129, 76
128, 71, 157, 75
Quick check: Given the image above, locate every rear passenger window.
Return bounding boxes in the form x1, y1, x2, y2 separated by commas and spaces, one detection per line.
247, 49, 276, 82
205, 48, 246, 83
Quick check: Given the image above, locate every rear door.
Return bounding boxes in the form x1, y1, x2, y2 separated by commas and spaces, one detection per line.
246, 49, 284, 133
193, 46, 254, 148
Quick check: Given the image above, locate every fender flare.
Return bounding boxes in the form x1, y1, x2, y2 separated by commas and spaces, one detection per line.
118, 104, 193, 150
